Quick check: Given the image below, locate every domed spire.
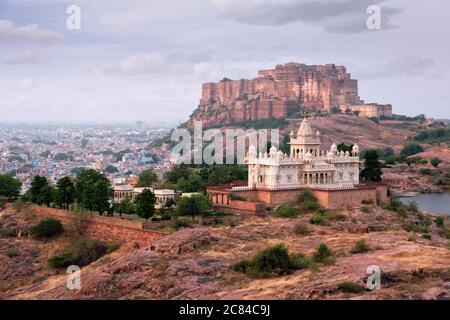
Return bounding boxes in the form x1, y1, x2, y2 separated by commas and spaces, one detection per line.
352, 144, 360, 155
330, 143, 338, 154
297, 117, 314, 137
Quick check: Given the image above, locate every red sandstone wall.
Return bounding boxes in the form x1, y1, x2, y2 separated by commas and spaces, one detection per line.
31, 206, 166, 247
233, 186, 384, 209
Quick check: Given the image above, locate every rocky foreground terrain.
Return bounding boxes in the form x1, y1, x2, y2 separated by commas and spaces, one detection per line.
1, 204, 450, 300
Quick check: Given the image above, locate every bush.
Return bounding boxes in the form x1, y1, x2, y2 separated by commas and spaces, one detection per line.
71, 239, 108, 267
402, 221, 428, 234
294, 223, 311, 236
275, 204, 298, 218
310, 212, 327, 225
337, 281, 366, 293
420, 168, 432, 176
422, 233, 432, 240
297, 191, 320, 211
175, 219, 193, 229
361, 206, 372, 214
289, 253, 312, 270
229, 193, 247, 201
435, 216, 445, 228
232, 244, 309, 278
350, 240, 371, 254
48, 252, 73, 268
30, 218, 64, 239
362, 199, 373, 205
312, 243, 334, 264
0, 229, 16, 237
5, 245, 18, 257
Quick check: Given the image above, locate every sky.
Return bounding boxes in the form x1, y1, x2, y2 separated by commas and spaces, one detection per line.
0, 0, 449, 124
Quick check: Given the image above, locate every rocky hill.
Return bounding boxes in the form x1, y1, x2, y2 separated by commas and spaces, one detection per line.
2, 205, 450, 300
188, 62, 391, 127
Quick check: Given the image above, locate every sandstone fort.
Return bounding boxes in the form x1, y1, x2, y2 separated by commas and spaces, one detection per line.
192, 62, 392, 126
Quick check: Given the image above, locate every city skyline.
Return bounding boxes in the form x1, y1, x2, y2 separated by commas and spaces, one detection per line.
0, 0, 449, 124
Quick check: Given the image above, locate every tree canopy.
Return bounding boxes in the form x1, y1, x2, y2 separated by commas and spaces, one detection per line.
360, 150, 383, 182
175, 194, 210, 221
137, 169, 158, 187
0, 175, 22, 200
134, 189, 156, 221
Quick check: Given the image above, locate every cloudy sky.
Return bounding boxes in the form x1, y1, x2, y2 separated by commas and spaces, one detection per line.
0, 0, 449, 124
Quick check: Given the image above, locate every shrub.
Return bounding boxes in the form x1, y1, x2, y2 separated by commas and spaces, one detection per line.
310, 212, 327, 225
48, 252, 73, 268
407, 234, 417, 242
160, 213, 171, 221
420, 168, 432, 176
350, 240, 371, 254
0, 229, 16, 237
175, 219, 193, 229
313, 243, 334, 264
289, 253, 312, 270
337, 281, 366, 293
30, 218, 64, 239
5, 245, 18, 258
71, 239, 108, 267
435, 216, 445, 228
232, 244, 308, 278
362, 199, 373, 205
275, 204, 298, 218
407, 201, 419, 213
213, 210, 234, 217
422, 233, 432, 240
297, 191, 320, 211
361, 206, 371, 214
229, 193, 247, 201
250, 245, 292, 277
402, 221, 428, 234
294, 223, 311, 236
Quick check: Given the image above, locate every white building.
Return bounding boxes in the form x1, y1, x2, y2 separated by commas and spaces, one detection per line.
244, 117, 361, 190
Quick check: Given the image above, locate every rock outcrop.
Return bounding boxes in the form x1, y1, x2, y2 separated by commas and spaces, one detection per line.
189, 62, 391, 127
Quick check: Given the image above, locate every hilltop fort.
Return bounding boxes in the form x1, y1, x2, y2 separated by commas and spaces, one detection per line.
190, 62, 392, 127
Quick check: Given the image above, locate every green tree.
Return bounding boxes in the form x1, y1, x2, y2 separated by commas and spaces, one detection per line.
360, 150, 383, 182
54, 177, 75, 209
430, 157, 442, 168
137, 169, 158, 187
175, 194, 210, 222
177, 173, 205, 192
331, 106, 340, 114
29, 175, 50, 205
337, 143, 354, 153
115, 197, 136, 216
40, 185, 55, 207
75, 169, 111, 213
400, 144, 424, 157
0, 175, 22, 200
164, 166, 191, 184
104, 165, 118, 173
134, 189, 156, 221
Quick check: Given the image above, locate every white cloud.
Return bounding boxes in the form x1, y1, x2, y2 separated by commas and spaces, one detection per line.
0, 19, 63, 45
19, 78, 36, 90
5, 48, 44, 64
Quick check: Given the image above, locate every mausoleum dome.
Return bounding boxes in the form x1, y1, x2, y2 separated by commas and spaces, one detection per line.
297, 117, 314, 137
330, 143, 338, 153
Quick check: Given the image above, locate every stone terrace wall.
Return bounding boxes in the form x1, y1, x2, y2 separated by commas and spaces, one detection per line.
233, 185, 388, 209
31, 206, 166, 247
